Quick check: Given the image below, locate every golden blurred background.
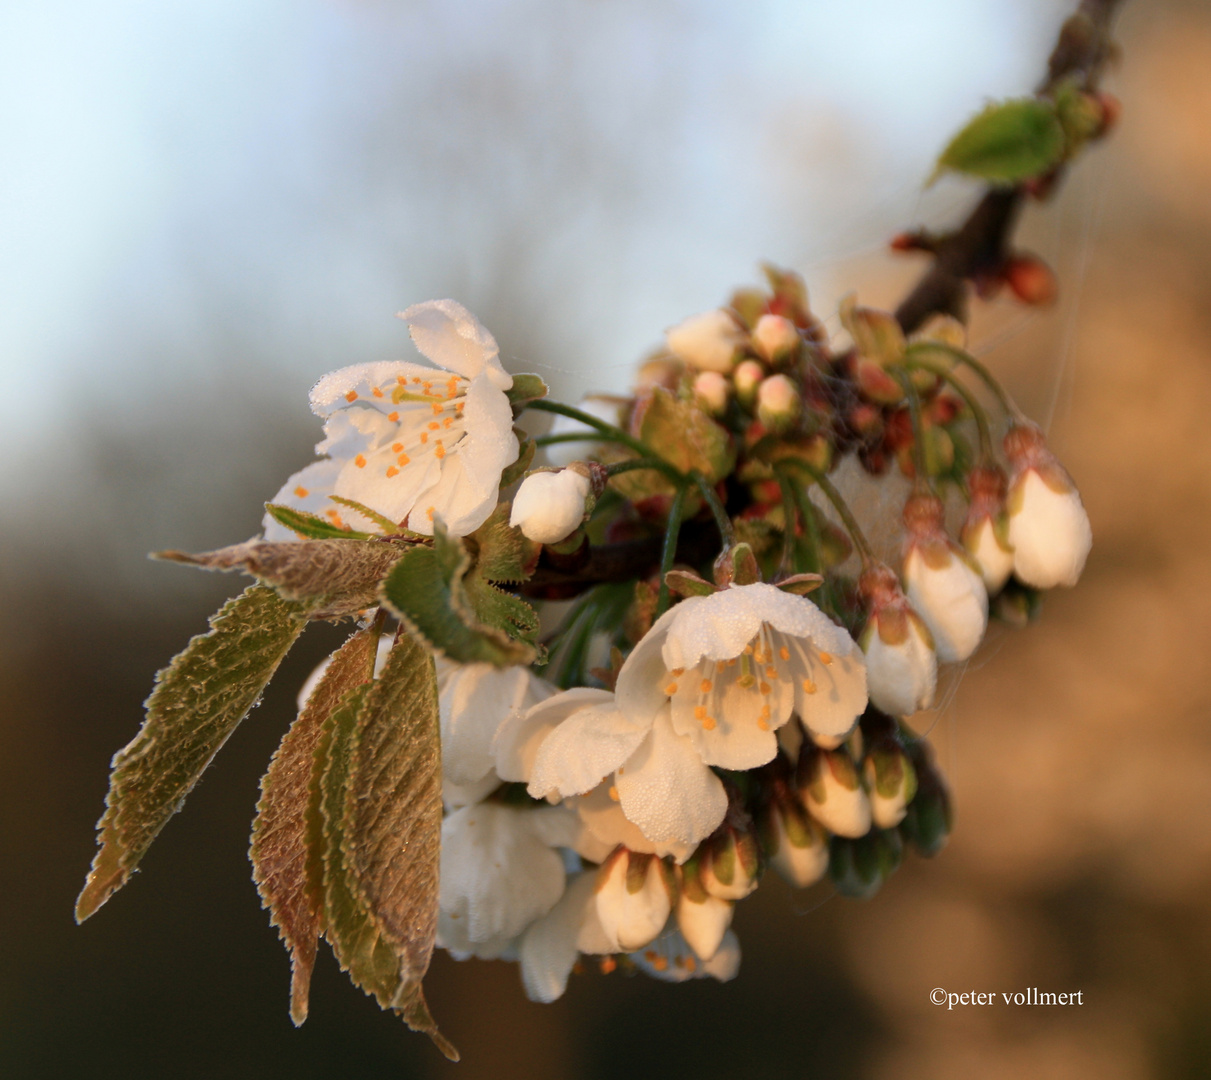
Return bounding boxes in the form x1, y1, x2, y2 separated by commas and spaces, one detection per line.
2, 1, 1209, 1077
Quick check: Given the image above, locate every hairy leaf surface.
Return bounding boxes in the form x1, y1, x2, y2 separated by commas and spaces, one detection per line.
251, 626, 379, 1025
158, 538, 413, 619
76, 585, 307, 921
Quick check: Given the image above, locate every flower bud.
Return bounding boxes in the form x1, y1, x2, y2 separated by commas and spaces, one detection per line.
692, 370, 730, 416
961, 465, 1014, 593
829, 829, 902, 899
1004, 254, 1057, 306
756, 373, 801, 433
1003, 423, 1092, 589
902, 493, 988, 663
863, 741, 918, 829
798, 746, 872, 839
666, 309, 747, 373
732, 359, 765, 406
751, 313, 800, 364
595, 848, 675, 952
675, 860, 734, 961
900, 740, 951, 857
699, 824, 761, 901
858, 563, 937, 717
510, 468, 593, 545
761, 786, 829, 888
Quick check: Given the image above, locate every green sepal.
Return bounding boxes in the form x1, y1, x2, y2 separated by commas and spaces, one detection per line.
505, 373, 549, 410
465, 502, 541, 584
76, 584, 308, 922
933, 97, 1065, 186
839, 296, 905, 367
664, 569, 718, 598
379, 521, 539, 666
265, 503, 378, 541
499, 431, 537, 489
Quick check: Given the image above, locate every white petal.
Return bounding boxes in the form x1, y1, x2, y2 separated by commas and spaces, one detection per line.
615, 707, 727, 847
670, 679, 780, 771
574, 783, 695, 863
440, 664, 542, 786
439, 803, 566, 944
442, 771, 502, 810
262, 459, 345, 541
494, 687, 613, 784
614, 609, 678, 724
904, 547, 988, 663
676, 893, 733, 961
400, 299, 512, 390
1008, 470, 1092, 589
862, 615, 936, 717
528, 702, 649, 800
702, 929, 742, 981
518, 870, 601, 1002
966, 516, 1015, 593
437, 908, 516, 961
595, 852, 672, 952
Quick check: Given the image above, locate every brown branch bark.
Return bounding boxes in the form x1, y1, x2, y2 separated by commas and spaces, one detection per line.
893, 0, 1125, 334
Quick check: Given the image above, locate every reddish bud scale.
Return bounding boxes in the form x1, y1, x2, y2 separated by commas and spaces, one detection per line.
1004, 254, 1058, 306
1095, 92, 1121, 136
963, 464, 1008, 529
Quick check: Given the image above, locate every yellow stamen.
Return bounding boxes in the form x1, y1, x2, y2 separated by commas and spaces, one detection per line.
608, 785, 619, 802
443, 416, 454, 428
372, 387, 384, 399
397, 375, 407, 385
386, 465, 399, 478
819, 652, 833, 665
431, 402, 443, 415
701, 714, 717, 730
293, 486, 309, 498
779, 646, 790, 661
354, 454, 367, 468
699, 679, 712, 694
693, 706, 707, 721
387, 411, 400, 422
652, 956, 668, 972
397, 453, 410, 465
765, 665, 777, 679
420, 432, 428, 444
802, 679, 816, 694
426, 506, 435, 521
759, 682, 771, 695
344, 390, 358, 402
684, 955, 697, 973
601, 957, 617, 974
665, 683, 679, 695
428, 420, 440, 431
392, 442, 403, 453
435, 441, 445, 459
671, 668, 685, 677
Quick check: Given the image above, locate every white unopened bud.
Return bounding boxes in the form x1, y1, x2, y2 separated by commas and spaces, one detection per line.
765, 797, 829, 888
666, 309, 747, 372
864, 743, 918, 829
699, 828, 761, 900
756, 373, 801, 432
675, 891, 733, 961
902, 494, 988, 664
800, 748, 872, 838
595, 849, 674, 952
510, 468, 592, 545
751, 313, 800, 363
1004, 424, 1091, 589
692, 370, 730, 415
858, 564, 937, 717
961, 465, 1014, 593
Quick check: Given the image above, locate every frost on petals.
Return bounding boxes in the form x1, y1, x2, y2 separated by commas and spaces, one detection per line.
264, 299, 518, 540
616, 583, 867, 766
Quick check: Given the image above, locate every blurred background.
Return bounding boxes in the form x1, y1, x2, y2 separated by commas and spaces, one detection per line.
3, 0, 1209, 1076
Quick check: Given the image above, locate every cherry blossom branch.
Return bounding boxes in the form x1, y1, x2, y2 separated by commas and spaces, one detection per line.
893, 0, 1124, 334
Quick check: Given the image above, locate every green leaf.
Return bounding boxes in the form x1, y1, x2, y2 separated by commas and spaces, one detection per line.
157, 538, 416, 620
265, 503, 378, 541
250, 626, 379, 1026
465, 502, 541, 583
498, 431, 536, 489
379, 523, 538, 666
76, 585, 307, 922
505, 372, 549, 410
934, 98, 1065, 185
313, 664, 456, 1061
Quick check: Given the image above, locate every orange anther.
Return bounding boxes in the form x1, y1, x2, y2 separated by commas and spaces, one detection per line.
700, 679, 713, 694
372, 387, 384, 398
665, 683, 679, 695
701, 715, 717, 730
392, 442, 404, 453
779, 646, 790, 661
802, 679, 816, 693
354, 454, 367, 468
428, 421, 440, 431
293, 486, 309, 498
420, 432, 428, 444
608, 785, 619, 802
397, 453, 410, 465
435, 441, 445, 459
426, 506, 435, 520
344, 390, 358, 402
759, 682, 771, 695
386, 465, 399, 478
694, 706, 707, 720
818, 652, 833, 665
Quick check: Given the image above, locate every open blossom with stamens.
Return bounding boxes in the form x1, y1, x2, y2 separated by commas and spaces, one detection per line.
616, 582, 868, 766
901, 493, 988, 664
263, 299, 517, 540
1004, 422, 1092, 589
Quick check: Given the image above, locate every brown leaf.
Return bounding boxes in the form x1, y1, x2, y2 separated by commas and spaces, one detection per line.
157, 539, 413, 619
250, 626, 379, 1026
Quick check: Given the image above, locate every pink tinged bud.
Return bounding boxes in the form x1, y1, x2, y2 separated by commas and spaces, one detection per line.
801, 747, 872, 838
510, 468, 592, 545
666, 309, 747, 373
751, 313, 800, 363
1003, 424, 1091, 589
858, 564, 937, 717
864, 744, 918, 829
595, 849, 675, 952
756, 373, 801, 433
692, 370, 730, 416
962, 464, 1014, 593
675, 891, 734, 962
766, 799, 829, 888
732, 359, 765, 405
901, 494, 988, 664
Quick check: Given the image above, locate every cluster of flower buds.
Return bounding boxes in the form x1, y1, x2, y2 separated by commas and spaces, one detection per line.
79, 278, 1091, 1053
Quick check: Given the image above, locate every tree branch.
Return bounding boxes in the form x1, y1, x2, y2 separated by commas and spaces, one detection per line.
894, 0, 1125, 334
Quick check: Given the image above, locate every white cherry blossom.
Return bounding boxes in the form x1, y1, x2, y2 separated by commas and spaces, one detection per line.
264, 299, 518, 540
630, 928, 741, 984
616, 582, 867, 769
